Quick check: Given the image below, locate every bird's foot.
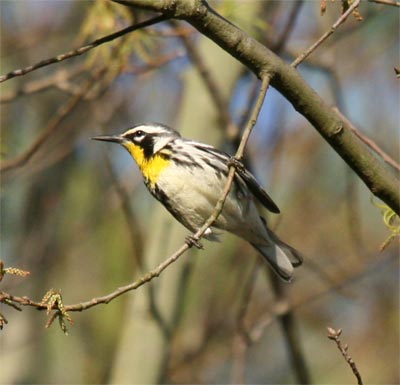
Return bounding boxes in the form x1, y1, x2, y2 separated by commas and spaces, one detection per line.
227, 156, 245, 173
185, 235, 203, 249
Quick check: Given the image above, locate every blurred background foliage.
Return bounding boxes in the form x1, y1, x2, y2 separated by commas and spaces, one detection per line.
1, 1, 399, 384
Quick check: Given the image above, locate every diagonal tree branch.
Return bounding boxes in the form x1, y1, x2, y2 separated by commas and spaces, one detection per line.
291, 0, 362, 67
0, 67, 107, 173
112, 0, 399, 215
0, 15, 168, 83
0, 65, 86, 103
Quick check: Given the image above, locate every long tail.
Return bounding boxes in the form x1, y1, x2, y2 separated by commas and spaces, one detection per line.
251, 228, 303, 282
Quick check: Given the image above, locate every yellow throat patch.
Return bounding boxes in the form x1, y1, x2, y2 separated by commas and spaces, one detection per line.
124, 142, 170, 188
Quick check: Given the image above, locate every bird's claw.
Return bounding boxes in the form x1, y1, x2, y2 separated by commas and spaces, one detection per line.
185, 235, 203, 249
227, 156, 245, 173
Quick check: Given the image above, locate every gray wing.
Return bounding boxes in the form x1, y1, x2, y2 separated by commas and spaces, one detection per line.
235, 166, 280, 214
194, 143, 280, 214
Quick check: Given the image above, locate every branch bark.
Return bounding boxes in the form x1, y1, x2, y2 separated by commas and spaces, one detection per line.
113, 0, 400, 215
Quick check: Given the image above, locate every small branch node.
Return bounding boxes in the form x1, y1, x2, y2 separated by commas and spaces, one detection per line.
3, 298, 22, 312
227, 156, 245, 173
40, 289, 74, 333
330, 121, 344, 137
0, 260, 30, 282
327, 326, 363, 385
185, 235, 204, 249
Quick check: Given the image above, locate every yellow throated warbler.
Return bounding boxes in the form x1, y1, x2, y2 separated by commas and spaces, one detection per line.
93, 123, 302, 281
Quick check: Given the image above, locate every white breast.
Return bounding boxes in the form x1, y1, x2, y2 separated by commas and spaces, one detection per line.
156, 160, 268, 244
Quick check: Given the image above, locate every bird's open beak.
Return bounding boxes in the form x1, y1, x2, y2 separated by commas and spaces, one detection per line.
91, 134, 124, 144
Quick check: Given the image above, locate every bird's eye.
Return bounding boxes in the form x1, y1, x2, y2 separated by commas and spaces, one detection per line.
125, 130, 146, 142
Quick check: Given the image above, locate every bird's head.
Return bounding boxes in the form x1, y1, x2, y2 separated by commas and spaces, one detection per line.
92, 122, 180, 166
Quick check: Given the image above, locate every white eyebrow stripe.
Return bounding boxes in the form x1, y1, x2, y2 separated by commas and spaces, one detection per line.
122, 126, 145, 136
122, 124, 169, 137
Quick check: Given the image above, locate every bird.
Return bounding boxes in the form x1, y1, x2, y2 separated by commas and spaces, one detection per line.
92, 122, 302, 281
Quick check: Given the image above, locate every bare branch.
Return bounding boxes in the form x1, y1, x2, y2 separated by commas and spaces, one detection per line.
327, 327, 364, 385
273, 0, 304, 53
0, 15, 167, 83
0, 67, 107, 174
0, 65, 86, 103
368, 0, 399, 6
333, 107, 400, 172
0, 245, 190, 313
291, 0, 362, 67
123, 49, 185, 76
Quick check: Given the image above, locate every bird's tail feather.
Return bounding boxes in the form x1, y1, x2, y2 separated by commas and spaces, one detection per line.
265, 228, 304, 268
251, 229, 303, 282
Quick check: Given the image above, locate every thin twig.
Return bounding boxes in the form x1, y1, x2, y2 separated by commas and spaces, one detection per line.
0, 65, 86, 103
4, 238, 392, 316
368, 0, 399, 6
333, 107, 400, 172
1, 90, 87, 173
122, 49, 185, 76
291, 0, 362, 67
0, 246, 190, 312
273, 0, 304, 53
327, 327, 363, 385
235, 76, 270, 156
1, 75, 271, 316
0, 15, 168, 83
2, 37, 124, 176
0, 67, 107, 173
